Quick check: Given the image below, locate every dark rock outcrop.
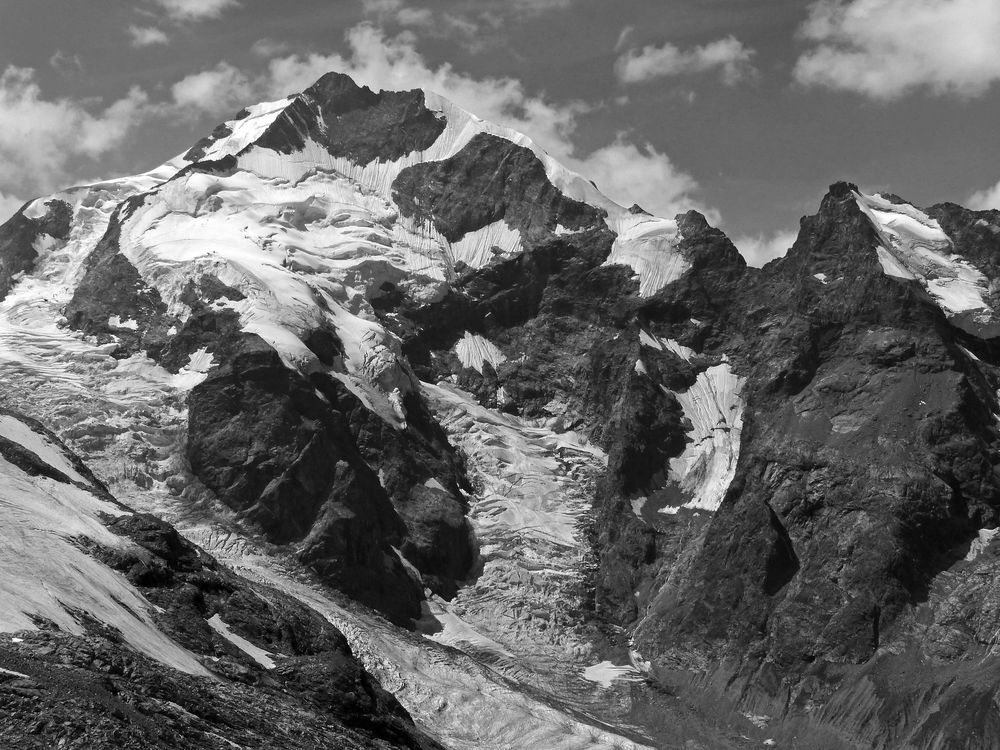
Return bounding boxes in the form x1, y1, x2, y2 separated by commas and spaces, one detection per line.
186, 335, 423, 624
392, 132, 605, 245
255, 72, 446, 165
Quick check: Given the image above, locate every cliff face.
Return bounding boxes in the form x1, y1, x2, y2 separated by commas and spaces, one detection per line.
597, 185, 1000, 747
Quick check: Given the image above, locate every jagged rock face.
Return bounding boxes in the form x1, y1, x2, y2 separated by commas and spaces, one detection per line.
392, 132, 606, 245
590, 183, 1000, 747
6, 67, 1000, 748
255, 72, 447, 165
636, 184, 1000, 663
186, 335, 424, 623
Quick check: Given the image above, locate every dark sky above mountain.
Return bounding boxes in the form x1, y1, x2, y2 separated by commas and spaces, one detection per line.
2, 0, 999, 264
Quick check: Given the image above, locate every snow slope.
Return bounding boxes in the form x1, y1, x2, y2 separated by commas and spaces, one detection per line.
665, 363, 746, 513
454, 332, 506, 374
0, 419, 207, 676
637, 330, 746, 513
855, 191, 996, 333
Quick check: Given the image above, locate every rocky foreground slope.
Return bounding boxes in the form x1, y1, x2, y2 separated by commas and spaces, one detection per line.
0, 408, 438, 749
1, 71, 1000, 748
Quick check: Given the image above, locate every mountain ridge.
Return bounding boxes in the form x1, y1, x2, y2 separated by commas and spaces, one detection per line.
1, 70, 1000, 748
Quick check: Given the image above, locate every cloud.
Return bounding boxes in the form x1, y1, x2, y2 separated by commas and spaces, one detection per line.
397, 7, 434, 25
615, 26, 635, 53
509, 0, 574, 12
794, 0, 1000, 99
732, 229, 798, 267
251, 38, 292, 58
171, 62, 253, 116
263, 24, 709, 219
968, 180, 1000, 211
569, 137, 710, 220
129, 25, 170, 47
358, 0, 575, 49
0, 66, 153, 197
616, 36, 757, 85
48, 51, 83, 76
361, 0, 404, 14
150, 0, 240, 22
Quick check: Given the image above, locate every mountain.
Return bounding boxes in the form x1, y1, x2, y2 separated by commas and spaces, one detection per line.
1, 70, 999, 748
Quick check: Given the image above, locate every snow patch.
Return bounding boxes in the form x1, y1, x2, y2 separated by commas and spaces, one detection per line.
640, 329, 696, 361
108, 315, 139, 330
630, 496, 647, 519
662, 363, 745, 513
455, 331, 506, 374
813, 272, 828, 284
603, 215, 689, 296
857, 191, 994, 323
743, 712, 771, 729
582, 661, 643, 689
198, 98, 294, 162
965, 528, 999, 562
448, 220, 523, 268
207, 614, 276, 669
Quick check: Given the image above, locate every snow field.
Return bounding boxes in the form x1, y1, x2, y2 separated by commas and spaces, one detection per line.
0, 455, 208, 676
665, 363, 746, 513
856, 191, 994, 320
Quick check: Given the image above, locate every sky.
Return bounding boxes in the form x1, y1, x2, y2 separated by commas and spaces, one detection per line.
2, 0, 999, 265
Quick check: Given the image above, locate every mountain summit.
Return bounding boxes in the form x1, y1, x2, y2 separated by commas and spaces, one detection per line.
1, 71, 999, 748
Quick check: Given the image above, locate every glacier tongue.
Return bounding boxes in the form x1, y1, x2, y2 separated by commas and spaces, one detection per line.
416, 382, 654, 725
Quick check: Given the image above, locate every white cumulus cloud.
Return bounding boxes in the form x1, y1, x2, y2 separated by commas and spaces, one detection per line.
129, 25, 170, 47
171, 62, 254, 116
570, 137, 712, 221
616, 36, 757, 85
794, 0, 1000, 99
251, 38, 292, 58
732, 229, 798, 267
150, 0, 240, 22
0, 66, 153, 197
968, 180, 1000, 211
